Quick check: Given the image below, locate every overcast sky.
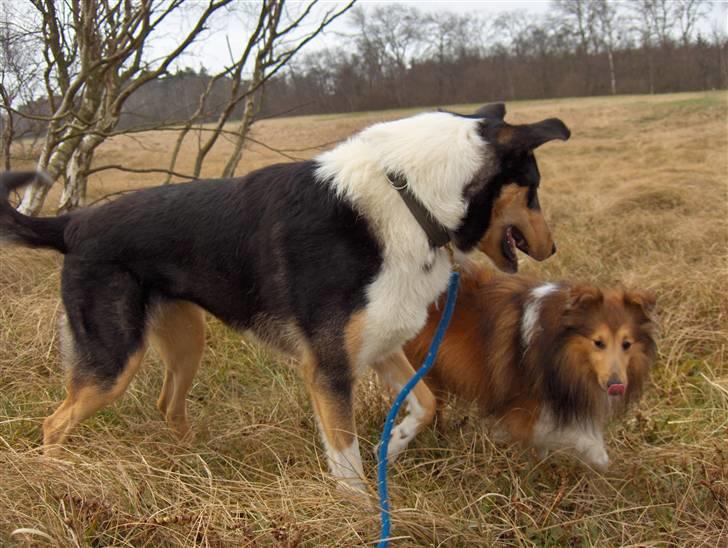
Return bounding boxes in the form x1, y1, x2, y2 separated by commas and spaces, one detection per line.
150, 1, 727, 75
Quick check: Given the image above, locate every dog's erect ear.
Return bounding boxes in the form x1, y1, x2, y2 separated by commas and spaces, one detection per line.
566, 285, 603, 312
624, 290, 656, 323
474, 102, 506, 120
481, 117, 570, 151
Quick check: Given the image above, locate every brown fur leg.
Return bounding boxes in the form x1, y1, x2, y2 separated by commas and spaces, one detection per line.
157, 368, 173, 417
150, 301, 205, 439
300, 351, 365, 491
371, 349, 437, 461
497, 399, 540, 444
43, 348, 146, 451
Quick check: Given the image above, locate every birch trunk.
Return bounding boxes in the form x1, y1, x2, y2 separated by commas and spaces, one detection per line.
222, 88, 260, 178
58, 132, 104, 213
607, 48, 617, 95
18, 137, 74, 215
1, 112, 11, 171
19, 81, 103, 214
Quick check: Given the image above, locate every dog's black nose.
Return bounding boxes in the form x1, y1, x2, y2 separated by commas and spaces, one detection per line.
607, 375, 622, 387
607, 374, 626, 396
551, 243, 557, 256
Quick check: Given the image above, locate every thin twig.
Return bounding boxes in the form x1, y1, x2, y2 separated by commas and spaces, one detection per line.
82, 164, 196, 180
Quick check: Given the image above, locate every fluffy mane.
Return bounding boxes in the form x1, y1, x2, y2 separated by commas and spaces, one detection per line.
315, 112, 496, 255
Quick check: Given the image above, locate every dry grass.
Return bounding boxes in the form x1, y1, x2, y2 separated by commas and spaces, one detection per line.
1, 91, 727, 546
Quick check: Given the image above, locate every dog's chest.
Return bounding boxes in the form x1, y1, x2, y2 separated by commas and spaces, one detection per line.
355, 250, 452, 370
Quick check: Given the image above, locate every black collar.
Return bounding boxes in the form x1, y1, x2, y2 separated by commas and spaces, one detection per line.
386, 171, 452, 248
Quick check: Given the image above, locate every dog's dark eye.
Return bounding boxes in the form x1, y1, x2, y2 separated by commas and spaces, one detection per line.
594, 339, 606, 349
622, 340, 632, 351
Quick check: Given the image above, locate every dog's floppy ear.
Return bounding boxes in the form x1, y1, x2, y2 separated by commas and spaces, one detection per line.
481, 117, 570, 151
474, 102, 506, 120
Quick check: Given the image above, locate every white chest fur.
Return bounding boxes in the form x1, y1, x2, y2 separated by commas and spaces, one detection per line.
356, 248, 452, 370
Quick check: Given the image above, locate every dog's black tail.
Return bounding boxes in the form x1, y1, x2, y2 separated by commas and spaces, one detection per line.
0, 171, 69, 253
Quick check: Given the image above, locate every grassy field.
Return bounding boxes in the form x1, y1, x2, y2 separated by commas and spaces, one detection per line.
1, 91, 726, 546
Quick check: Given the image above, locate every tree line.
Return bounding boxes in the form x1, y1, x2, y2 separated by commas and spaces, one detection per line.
263, 1, 725, 114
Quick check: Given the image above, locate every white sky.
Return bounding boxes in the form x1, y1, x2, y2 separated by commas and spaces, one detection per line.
150, 0, 727, 75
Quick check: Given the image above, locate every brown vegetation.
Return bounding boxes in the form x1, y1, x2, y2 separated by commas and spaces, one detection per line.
1, 91, 727, 545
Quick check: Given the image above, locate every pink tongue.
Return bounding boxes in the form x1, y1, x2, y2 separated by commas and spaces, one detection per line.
608, 384, 625, 396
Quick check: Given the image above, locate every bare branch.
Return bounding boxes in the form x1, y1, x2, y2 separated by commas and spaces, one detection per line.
83, 164, 197, 180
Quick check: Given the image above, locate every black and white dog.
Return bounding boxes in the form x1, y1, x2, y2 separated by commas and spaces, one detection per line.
0, 104, 569, 490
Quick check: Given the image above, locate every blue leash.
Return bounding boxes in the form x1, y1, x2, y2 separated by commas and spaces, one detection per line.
377, 270, 461, 547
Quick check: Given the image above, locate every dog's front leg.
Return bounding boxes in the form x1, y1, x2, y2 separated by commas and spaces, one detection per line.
372, 349, 437, 462
533, 412, 609, 471
301, 352, 366, 492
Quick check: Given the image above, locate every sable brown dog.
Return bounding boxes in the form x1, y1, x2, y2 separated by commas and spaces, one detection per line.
0, 103, 569, 489
405, 266, 657, 469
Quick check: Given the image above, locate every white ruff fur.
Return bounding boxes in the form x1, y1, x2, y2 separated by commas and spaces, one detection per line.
532, 407, 609, 470
316, 112, 495, 368
521, 283, 560, 348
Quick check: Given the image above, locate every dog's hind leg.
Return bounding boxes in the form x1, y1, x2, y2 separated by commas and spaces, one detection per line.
300, 348, 366, 492
149, 301, 205, 439
43, 263, 149, 452
371, 349, 437, 462
43, 348, 146, 450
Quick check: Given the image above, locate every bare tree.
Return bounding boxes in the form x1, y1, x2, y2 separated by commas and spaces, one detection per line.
630, 0, 671, 93
712, 6, 728, 89
14, 0, 353, 214
0, 3, 41, 171
18, 0, 234, 215
552, 0, 599, 93
490, 11, 534, 100
424, 11, 485, 103
170, 0, 353, 181
632, 0, 675, 48
5, 0, 723, 209
350, 4, 425, 107
592, 0, 622, 95
673, 0, 711, 46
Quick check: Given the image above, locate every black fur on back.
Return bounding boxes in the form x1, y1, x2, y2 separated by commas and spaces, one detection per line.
56, 161, 383, 384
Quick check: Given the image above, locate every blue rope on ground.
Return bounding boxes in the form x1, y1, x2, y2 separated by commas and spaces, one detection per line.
377, 270, 461, 547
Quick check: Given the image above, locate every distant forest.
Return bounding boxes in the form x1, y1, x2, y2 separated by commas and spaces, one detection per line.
260, 3, 727, 115
136, 3, 726, 124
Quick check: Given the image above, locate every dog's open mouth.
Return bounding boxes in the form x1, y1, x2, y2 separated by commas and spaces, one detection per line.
501, 226, 529, 271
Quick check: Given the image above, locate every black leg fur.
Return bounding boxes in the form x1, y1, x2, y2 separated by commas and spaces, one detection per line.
61, 257, 148, 389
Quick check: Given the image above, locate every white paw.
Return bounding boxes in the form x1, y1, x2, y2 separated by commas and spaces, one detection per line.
584, 446, 609, 471
386, 423, 415, 462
